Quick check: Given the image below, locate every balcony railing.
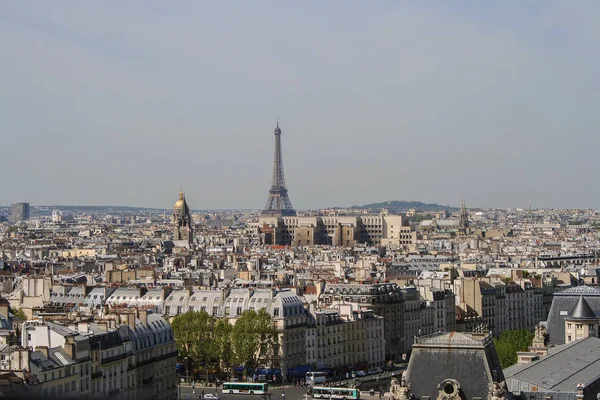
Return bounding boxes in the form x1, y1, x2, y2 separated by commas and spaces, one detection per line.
91, 371, 103, 380
101, 353, 128, 365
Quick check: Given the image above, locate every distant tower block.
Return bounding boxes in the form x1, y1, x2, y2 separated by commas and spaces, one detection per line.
262, 121, 296, 216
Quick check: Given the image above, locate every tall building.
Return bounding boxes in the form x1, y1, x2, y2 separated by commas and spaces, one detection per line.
172, 190, 192, 243
262, 122, 296, 217
10, 202, 29, 223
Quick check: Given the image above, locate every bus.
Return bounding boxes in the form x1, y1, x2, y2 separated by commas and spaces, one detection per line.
222, 382, 269, 395
309, 386, 360, 399
306, 372, 328, 386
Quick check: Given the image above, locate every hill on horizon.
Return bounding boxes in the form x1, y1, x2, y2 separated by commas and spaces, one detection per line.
348, 200, 458, 213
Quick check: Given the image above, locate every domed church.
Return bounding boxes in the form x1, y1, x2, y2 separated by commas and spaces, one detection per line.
172, 190, 192, 243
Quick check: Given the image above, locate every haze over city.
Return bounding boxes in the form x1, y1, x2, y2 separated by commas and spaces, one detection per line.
1, 1, 599, 210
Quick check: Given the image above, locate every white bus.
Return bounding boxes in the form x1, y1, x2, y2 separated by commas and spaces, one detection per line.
222, 382, 268, 395
309, 386, 360, 399
306, 372, 328, 386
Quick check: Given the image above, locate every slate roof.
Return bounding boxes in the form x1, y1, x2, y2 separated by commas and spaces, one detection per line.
568, 296, 597, 321
504, 337, 600, 393
545, 286, 600, 345
406, 332, 504, 400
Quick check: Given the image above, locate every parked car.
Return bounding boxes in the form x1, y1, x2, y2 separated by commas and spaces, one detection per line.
356, 370, 367, 377
204, 394, 220, 400
367, 367, 382, 375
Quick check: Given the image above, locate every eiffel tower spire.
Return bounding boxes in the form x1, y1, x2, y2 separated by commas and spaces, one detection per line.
262, 121, 296, 216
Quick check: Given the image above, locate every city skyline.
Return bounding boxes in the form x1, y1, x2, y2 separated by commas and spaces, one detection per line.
1, 2, 599, 210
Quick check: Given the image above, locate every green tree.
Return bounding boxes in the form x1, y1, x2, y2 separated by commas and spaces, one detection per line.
213, 319, 234, 377
232, 309, 278, 375
11, 308, 27, 321
494, 328, 535, 368
171, 311, 216, 375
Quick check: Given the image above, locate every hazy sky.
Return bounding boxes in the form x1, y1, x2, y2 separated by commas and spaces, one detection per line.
1, 1, 599, 210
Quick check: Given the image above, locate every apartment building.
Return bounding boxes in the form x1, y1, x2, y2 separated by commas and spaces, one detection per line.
306, 304, 385, 372
163, 287, 307, 373
18, 310, 177, 399
319, 282, 405, 359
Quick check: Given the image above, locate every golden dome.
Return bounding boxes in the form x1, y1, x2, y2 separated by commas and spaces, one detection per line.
174, 191, 185, 209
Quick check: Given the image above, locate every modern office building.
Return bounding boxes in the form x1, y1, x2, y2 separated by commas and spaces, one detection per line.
10, 203, 30, 223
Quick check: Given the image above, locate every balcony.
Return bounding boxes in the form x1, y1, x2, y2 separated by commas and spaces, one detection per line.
142, 376, 154, 385
101, 353, 128, 365
91, 371, 103, 380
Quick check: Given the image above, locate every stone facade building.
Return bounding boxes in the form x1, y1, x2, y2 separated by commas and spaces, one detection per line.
18, 310, 177, 399
256, 214, 414, 247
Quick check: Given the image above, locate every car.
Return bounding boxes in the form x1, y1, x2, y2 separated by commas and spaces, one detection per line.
356, 370, 367, 377
367, 367, 382, 375
203, 394, 220, 400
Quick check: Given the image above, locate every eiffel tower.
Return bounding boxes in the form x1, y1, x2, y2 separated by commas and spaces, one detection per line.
262, 121, 296, 216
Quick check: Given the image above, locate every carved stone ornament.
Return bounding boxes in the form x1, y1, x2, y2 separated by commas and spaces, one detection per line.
487, 382, 508, 400
436, 379, 462, 400
389, 376, 412, 400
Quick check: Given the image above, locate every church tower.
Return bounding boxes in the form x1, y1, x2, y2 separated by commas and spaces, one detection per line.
459, 198, 469, 235
173, 190, 192, 243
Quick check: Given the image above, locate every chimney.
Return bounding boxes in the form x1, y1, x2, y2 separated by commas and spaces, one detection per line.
78, 322, 90, 333
10, 348, 30, 370
64, 342, 76, 360
127, 313, 136, 330
36, 346, 49, 358
137, 309, 148, 326
0, 302, 10, 320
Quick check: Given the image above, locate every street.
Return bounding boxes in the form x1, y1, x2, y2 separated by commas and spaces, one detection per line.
179, 385, 309, 400
179, 385, 384, 400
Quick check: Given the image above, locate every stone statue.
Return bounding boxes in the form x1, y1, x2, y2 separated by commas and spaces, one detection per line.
389, 376, 412, 400
487, 382, 507, 400
535, 325, 546, 340
532, 325, 547, 348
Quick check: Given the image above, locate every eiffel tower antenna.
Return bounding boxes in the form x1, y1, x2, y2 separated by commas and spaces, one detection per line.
262, 120, 296, 216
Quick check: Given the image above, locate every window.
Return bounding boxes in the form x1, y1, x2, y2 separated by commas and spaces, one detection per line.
274, 308, 280, 317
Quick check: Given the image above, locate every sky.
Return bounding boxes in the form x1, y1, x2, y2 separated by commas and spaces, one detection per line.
1, 1, 599, 210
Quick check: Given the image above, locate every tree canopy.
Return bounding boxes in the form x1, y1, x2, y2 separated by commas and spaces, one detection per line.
171, 309, 278, 377
494, 328, 534, 368
232, 309, 278, 373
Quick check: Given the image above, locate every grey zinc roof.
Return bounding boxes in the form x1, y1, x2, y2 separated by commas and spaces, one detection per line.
567, 296, 597, 320
504, 337, 600, 393
545, 286, 600, 345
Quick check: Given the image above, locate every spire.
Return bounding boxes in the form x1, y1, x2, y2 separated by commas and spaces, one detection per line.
459, 198, 469, 234
274, 118, 281, 135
